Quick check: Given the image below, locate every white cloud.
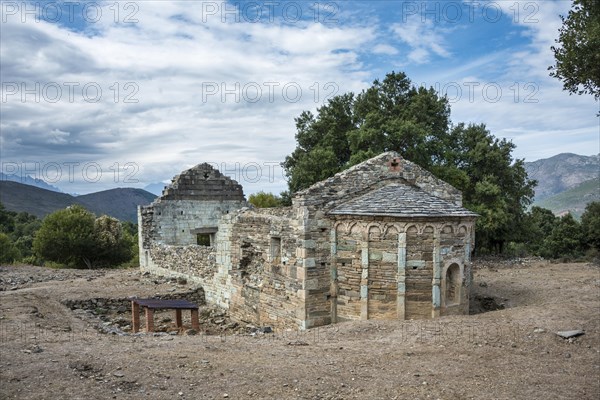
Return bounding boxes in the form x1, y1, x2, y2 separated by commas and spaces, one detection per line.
409, 1, 599, 162
0, 1, 374, 194
372, 43, 398, 55
47, 129, 71, 145
0, 0, 597, 195
391, 18, 451, 64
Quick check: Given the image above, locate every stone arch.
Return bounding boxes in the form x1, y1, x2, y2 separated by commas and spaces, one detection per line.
443, 262, 463, 306
458, 225, 468, 235
423, 225, 436, 233
405, 224, 419, 235
348, 222, 362, 235
383, 224, 399, 239
367, 224, 383, 240
441, 225, 454, 234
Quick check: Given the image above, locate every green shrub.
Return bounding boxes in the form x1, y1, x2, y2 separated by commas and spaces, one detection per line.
0, 232, 21, 263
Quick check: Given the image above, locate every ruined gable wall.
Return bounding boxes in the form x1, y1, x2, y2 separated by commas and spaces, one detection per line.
139, 163, 246, 259
140, 163, 247, 247
138, 163, 247, 310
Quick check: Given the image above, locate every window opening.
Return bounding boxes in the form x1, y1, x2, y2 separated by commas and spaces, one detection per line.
270, 237, 282, 264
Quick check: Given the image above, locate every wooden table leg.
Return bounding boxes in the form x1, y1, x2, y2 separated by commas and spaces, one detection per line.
131, 301, 140, 333
191, 309, 200, 331
145, 308, 155, 332
175, 309, 183, 328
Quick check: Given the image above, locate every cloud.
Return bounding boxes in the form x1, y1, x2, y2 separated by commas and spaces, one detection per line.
0, 1, 374, 194
0, 0, 597, 195
47, 129, 72, 145
391, 18, 451, 64
372, 44, 399, 55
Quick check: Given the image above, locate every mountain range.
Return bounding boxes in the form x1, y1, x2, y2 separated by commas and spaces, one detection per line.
0, 181, 156, 222
524, 153, 599, 217
0, 172, 63, 193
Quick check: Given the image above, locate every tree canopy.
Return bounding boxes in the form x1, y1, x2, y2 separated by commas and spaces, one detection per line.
32, 205, 134, 268
0, 232, 21, 263
248, 191, 285, 208
581, 201, 600, 251
282, 71, 536, 253
549, 0, 600, 100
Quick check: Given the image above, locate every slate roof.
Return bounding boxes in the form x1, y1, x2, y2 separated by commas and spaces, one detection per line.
329, 183, 478, 218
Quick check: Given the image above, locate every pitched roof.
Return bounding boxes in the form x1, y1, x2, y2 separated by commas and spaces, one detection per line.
328, 183, 478, 218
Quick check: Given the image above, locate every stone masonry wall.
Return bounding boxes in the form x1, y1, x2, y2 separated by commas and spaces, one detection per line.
140, 243, 225, 304
148, 199, 245, 246
367, 225, 399, 319
330, 216, 475, 322
439, 224, 471, 316
225, 208, 304, 330
405, 225, 434, 319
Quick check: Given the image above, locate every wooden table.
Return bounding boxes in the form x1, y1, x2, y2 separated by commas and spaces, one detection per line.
131, 299, 200, 333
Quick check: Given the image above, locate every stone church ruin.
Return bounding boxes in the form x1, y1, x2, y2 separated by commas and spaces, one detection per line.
138, 152, 477, 330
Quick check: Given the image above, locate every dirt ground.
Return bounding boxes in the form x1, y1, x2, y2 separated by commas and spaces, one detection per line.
1, 260, 598, 400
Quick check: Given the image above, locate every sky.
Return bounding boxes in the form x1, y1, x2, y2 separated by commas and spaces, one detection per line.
1, 0, 598, 195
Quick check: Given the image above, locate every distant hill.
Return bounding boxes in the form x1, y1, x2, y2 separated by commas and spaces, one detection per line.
0, 181, 75, 217
77, 188, 157, 222
0, 172, 63, 193
0, 181, 156, 222
524, 153, 599, 217
144, 182, 169, 196
524, 153, 599, 201
535, 178, 600, 218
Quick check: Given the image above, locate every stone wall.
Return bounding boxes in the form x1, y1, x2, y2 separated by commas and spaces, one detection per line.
138, 162, 247, 249
367, 225, 399, 319
147, 199, 245, 246
330, 217, 475, 322
439, 224, 472, 316
138, 151, 476, 330
146, 243, 217, 279
139, 243, 224, 304
334, 224, 362, 321
225, 208, 304, 330
405, 225, 434, 319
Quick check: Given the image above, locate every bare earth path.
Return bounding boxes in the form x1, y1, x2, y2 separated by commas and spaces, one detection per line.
1, 260, 599, 399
